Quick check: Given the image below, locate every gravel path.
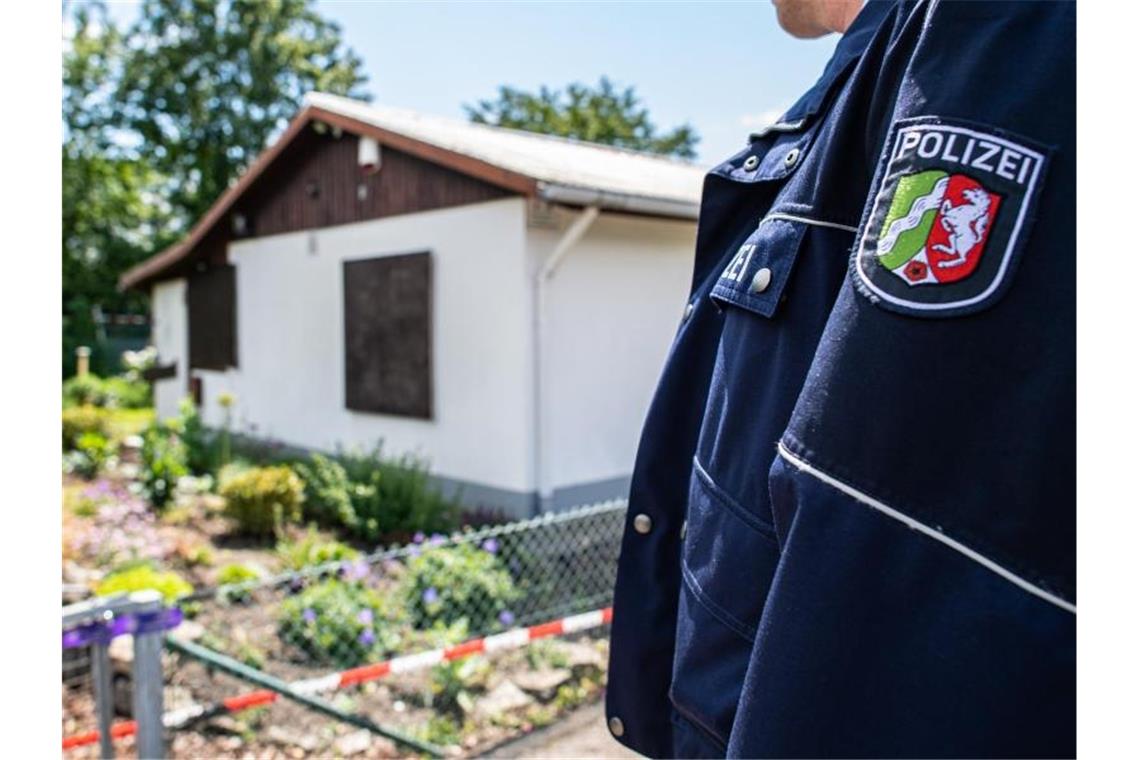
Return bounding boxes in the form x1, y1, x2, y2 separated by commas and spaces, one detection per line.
486, 701, 639, 759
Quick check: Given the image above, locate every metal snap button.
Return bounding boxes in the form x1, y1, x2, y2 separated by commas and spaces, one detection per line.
784, 147, 800, 168
751, 267, 773, 294
742, 154, 760, 171
680, 520, 687, 540
609, 716, 625, 737
683, 302, 695, 321
633, 513, 653, 534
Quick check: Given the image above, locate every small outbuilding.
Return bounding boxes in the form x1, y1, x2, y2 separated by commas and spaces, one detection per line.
122, 93, 704, 517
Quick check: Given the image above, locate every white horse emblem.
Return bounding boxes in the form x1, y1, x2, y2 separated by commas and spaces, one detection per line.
932, 187, 991, 268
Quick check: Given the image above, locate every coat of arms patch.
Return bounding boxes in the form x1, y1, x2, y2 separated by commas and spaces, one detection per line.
854, 118, 1048, 316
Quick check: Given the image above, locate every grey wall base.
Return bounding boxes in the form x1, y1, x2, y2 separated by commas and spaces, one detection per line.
431, 473, 632, 520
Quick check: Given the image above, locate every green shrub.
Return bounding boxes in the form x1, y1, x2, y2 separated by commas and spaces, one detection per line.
139, 419, 189, 509
216, 563, 263, 603
65, 432, 116, 479
400, 542, 519, 631
220, 465, 305, 537
276, 528, 359, 571
217, 563, 263, 585
63, 374, 151, 409
101, 375, 152, 409
63, 375, 107, 407
294, 454, 357, 527
277, 580, 402, 668
294, 446, 459, 542
63, 406, 109, 450
96, 563, 193, 604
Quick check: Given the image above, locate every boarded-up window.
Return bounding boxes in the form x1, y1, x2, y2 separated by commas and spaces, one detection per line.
187, 264, 238, 370
343, 252, 433, 418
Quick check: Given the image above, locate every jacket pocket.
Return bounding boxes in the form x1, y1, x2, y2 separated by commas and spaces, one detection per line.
710, 215, 809, 319
669, 459, 781, 745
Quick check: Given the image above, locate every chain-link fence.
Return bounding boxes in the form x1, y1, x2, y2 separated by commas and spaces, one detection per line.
64, 499, 627, 757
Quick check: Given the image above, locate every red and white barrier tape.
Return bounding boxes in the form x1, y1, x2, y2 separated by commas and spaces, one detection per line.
63, 606, 613, 751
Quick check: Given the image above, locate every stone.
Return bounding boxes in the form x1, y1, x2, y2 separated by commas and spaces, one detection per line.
167, 619, 205, 643
333, 729, 373, 756
474, 680, 534, 718
556, 641, 605, 670
511, 668, 572, 700
266, 725, 320, 752
108, 634, 134, 674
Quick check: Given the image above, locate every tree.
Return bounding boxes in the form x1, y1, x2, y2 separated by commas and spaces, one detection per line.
61, 0, 369, 375
116, 0, 370, 225
63, 2, 161, 375
465, 77, 699, 159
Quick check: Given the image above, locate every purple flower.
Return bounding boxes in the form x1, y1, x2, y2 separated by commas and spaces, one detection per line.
357, 609, 374, 625
412, 532, 426, 544
498, 610, 516, 627
422, 587, 439, 605
358, 629, 375, 646
408, 546, 421, 558
429, 533, 446, 547
342, 561, 370, 582
302, 608, 317, 624
481, 538, 499, 555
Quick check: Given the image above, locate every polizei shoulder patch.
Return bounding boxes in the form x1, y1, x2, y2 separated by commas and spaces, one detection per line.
853, 117, 1048, 317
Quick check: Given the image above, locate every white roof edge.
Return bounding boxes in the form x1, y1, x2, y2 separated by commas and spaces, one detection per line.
303, 92, 706, 218
538, 182, 701, 220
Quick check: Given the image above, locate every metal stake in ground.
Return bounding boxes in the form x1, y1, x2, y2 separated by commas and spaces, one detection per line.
165, 637, 447, 758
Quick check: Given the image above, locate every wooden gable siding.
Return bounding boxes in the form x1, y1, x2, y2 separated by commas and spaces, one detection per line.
238, 128, 512, 239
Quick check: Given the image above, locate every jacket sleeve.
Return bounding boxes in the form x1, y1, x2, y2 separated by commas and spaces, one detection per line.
727, 1, 1076, 756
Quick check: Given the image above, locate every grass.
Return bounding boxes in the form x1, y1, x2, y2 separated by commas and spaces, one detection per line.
104, 407, 156, 442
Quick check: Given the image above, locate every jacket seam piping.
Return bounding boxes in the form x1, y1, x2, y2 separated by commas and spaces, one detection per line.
776, 440, 1076, 615
762, 211, 860, 233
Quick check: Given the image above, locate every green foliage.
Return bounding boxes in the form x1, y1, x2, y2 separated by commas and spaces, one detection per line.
430, 657, 490, 717
117, 0, 370, 225
276, 528, 359, 570
139, 418, 189, 508
293, 454, 357, 527
295, 447, 459, 542
277, 580, 400, 668
220, 465, 305, 537
96, 562, 193, 604
63, 374, 152, 409
62, 0, 368, 376
216, 563, 263, 585
63, 406, 110, 450
420, 715, 464, 748
65, 432, 116, 479
216, 562, 263, 603
400, 543, 519, 631
175, 398, 215, 475
465, 77, 699, 159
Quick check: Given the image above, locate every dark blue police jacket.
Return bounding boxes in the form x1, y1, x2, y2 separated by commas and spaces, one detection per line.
605, 1, 1075, 757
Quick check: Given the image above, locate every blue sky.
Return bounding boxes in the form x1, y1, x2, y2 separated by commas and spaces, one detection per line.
102, 1, 841, 165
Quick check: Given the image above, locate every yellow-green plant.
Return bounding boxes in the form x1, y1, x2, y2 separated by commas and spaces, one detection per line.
220, 465, 305, 537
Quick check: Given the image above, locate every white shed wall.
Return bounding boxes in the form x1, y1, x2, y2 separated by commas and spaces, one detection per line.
532, 211, 695, 507
151, 278, 188, 420
193, 198, 535, 498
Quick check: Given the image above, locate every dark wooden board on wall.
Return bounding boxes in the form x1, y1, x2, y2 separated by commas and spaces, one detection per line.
343, 252, 433, 419
187, 264, 238, 371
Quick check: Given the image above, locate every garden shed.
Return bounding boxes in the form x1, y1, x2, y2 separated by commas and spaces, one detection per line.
121, 93, 704, 517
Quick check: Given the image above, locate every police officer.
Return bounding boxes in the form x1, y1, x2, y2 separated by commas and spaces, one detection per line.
606, 1, 1075, 757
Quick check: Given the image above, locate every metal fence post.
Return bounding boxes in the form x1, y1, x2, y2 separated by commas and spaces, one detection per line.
131, 590, 166, 759
90, 627, 116, 759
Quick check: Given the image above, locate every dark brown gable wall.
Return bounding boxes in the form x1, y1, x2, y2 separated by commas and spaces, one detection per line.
238, 128, 512, 238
